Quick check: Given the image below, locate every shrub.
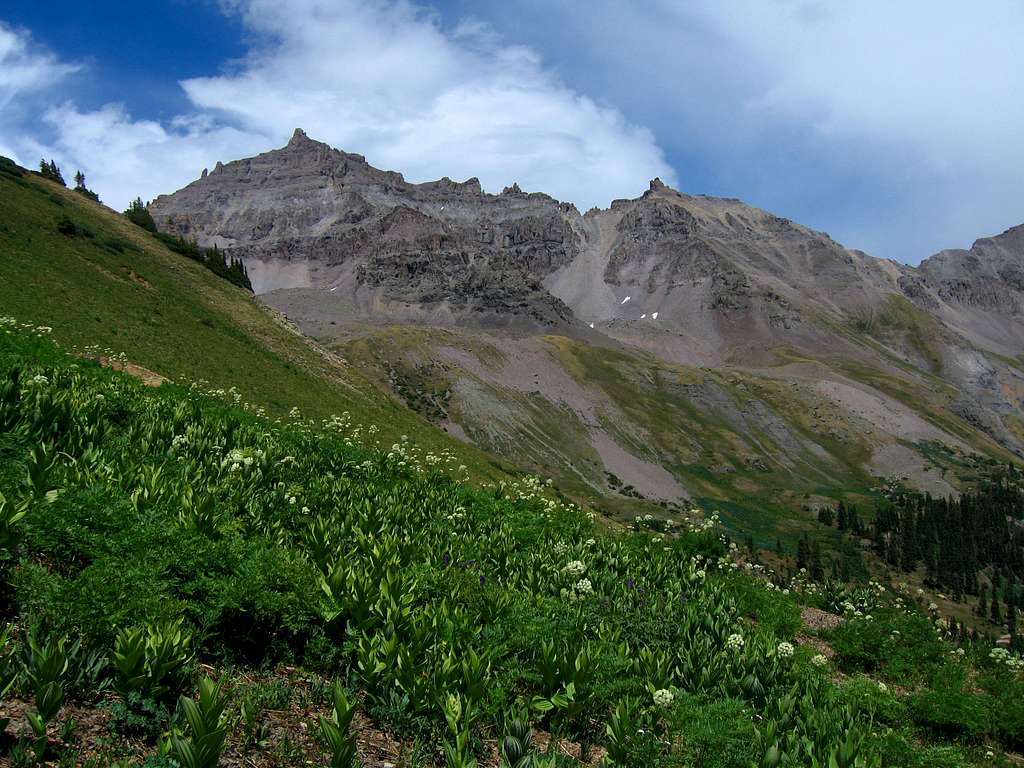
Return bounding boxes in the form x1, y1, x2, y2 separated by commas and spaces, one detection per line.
909, 689, 991, 741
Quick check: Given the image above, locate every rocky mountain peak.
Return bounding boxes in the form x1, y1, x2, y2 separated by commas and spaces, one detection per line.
148, 132, 1024, 362
288, 127, 311, 146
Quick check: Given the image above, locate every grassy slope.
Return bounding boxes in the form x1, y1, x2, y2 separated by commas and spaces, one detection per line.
0, 167, 502, 479
336, 325, 889, 544
0, 326, 1014, 768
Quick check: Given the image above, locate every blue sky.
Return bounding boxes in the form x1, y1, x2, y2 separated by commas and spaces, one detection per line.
2, 0, 1022, 264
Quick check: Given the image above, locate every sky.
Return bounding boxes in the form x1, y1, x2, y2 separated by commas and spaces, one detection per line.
1, 0, 1022, 264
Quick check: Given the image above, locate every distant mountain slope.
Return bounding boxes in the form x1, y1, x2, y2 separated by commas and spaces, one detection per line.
145, 133, 1024, 530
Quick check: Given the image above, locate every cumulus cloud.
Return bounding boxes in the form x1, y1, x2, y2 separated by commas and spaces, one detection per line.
1, 1, 674, 212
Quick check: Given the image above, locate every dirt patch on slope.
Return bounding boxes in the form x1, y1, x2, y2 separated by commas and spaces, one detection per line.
591, 431, 688, 501
87, 355, 168, 386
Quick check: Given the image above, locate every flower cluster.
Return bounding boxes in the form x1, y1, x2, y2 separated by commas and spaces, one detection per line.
990, 647, 1024, 672
652, 688, 674, 707
564, 560, 586, 578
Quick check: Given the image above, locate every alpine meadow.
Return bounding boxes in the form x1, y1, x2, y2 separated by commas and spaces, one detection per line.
2, 3, 1024, 767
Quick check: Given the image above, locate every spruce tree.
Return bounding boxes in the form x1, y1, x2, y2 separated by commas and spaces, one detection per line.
124, 197, 157, 232
39, 158, 66, 186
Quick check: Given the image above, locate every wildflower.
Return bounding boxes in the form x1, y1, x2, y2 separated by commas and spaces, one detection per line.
564, 560, 586, 578
811, 654, 828, 667
575, 578, 593, 596
652, 689, 674, 707
776, 642, 794, 659
726, 633, 744, 652
877, 682, 888, 694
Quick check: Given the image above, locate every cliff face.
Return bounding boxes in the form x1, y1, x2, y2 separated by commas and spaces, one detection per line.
150, 131, 1024, 487
151, 129, 580, 324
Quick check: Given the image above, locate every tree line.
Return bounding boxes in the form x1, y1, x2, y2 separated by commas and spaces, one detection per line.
35, 158, 252, 293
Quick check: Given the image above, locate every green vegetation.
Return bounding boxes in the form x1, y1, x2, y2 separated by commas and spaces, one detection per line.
152, 232, 252, 292
124, 197, 158, 233
73, 170, 101, 203
0, 161, 499, 479
0, 321, 1018, 766
37, 159, 65, 187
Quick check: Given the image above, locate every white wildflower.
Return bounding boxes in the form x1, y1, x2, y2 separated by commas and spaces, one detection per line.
652, 689, 674, 707
565, 560, 586, 578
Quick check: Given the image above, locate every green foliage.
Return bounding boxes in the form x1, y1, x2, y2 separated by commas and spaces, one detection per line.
602, 697, 642, 767
442, 694, 478, 768
499, 716, 535, 768
0, 490, 27, 556
113, 619, 194, 704
319, 681, 360, 768
830, 612, 945, 683
154, 232, 252, 291
22, 631, 69, 757
909, 689, 991, 742
0, 155, 23, 179
170, 676, 229, 768
108, 691, 174, 740
124, 197, 158, 232
38, 158, 65, 186
73, 170, 101, 202
235, 691, 271, 751
0, 321, 1013, 766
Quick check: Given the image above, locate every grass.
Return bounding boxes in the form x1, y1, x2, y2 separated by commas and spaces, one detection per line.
0, 324, 1017, 767
0, 166, 503, 481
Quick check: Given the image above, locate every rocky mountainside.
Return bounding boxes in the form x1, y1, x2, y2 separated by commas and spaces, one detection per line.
150, 130, 1024, 529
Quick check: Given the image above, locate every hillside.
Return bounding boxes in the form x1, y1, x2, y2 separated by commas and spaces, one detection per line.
0, 158, 504, 480
148, 132, 1024, 539
0, 315, 1020, 767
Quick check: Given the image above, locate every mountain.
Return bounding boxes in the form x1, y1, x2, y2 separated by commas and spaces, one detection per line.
149, 131, 1024, 534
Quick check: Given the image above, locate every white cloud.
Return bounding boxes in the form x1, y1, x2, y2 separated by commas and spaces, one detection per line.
39, 103, 270, 207
0, 22, 79, 172
0, 1, 674, 212
474, 0, 1024, 261
0, 22, 77, 111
